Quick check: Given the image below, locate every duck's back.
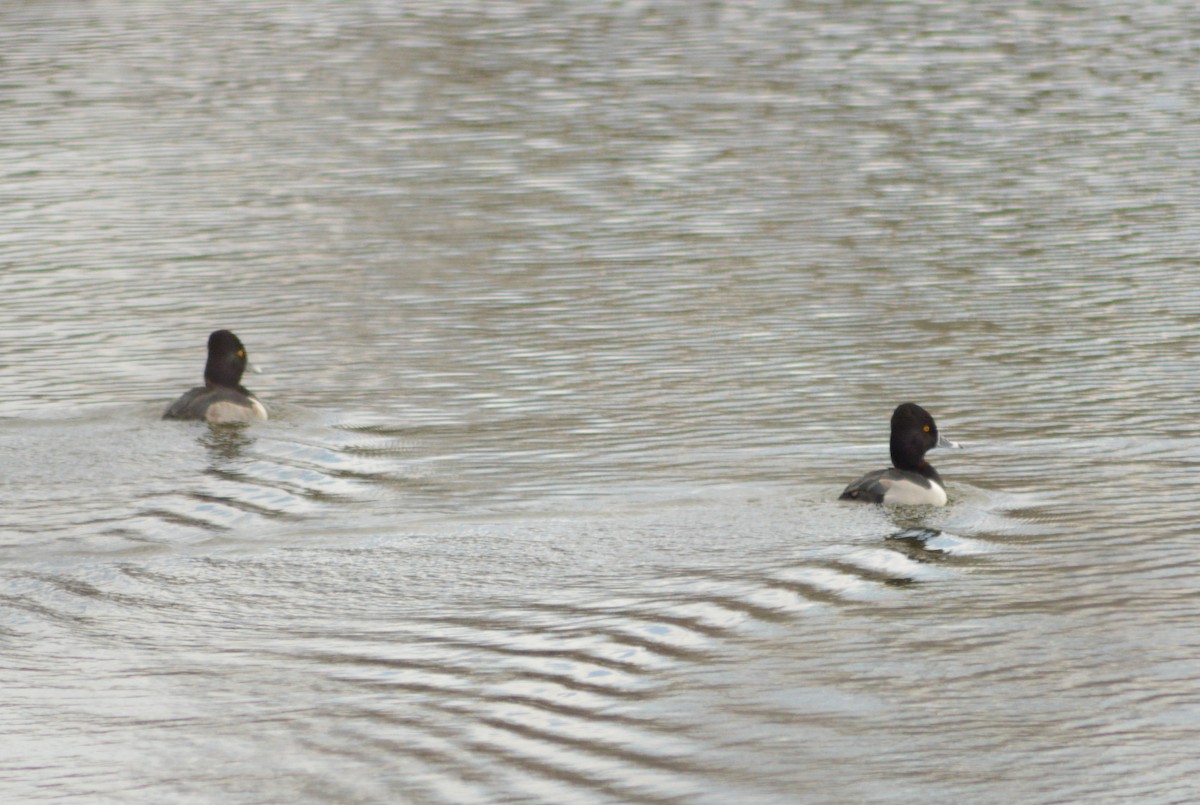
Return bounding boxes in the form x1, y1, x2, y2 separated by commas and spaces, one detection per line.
163, 386, 267, 424
839, 468, 946, 506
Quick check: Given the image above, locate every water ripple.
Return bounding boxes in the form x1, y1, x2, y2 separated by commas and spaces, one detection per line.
3, 0, 1200, 801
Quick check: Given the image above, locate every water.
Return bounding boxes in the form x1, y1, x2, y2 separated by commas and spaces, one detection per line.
3, 1, 1200, 802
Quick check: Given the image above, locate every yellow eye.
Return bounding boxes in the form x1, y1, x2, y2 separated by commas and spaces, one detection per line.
922, 425, 930, 433
237, 350, 245, 358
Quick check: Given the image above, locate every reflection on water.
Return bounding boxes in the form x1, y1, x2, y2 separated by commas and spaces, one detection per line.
3, 1, 1200, 802
199, 424, 255, 462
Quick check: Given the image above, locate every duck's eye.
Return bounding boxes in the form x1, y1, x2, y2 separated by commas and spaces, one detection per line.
237, 350, 245, 358
922, 425, 930, 433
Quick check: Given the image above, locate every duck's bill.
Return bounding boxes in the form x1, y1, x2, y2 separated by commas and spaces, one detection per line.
937, 434, 962, 450
247, 361, 263, 374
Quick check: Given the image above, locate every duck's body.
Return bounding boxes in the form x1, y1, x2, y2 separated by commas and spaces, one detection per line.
838, 466, 948, 506
163, 330, 267, 425
839, 403, 958, 506
163, 384, 268, 424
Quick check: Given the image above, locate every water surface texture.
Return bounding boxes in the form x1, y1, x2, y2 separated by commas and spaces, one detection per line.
3, 2, 1200, 802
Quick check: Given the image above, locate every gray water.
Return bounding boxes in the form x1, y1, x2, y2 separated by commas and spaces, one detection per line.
3, 2, 1200, 802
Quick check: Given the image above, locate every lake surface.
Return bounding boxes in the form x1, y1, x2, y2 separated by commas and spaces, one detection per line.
3, 2, 1200, 802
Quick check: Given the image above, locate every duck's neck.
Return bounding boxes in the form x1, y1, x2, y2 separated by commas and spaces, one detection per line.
890, 433, 934, 476
916, 461, 942, 483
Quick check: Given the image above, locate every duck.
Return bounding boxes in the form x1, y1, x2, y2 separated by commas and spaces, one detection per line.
839, 402, 959, 505
163, 329, 268, 424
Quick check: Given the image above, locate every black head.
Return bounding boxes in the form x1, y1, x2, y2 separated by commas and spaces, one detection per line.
888, 402, 942, 474
203, 329, 250, 390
